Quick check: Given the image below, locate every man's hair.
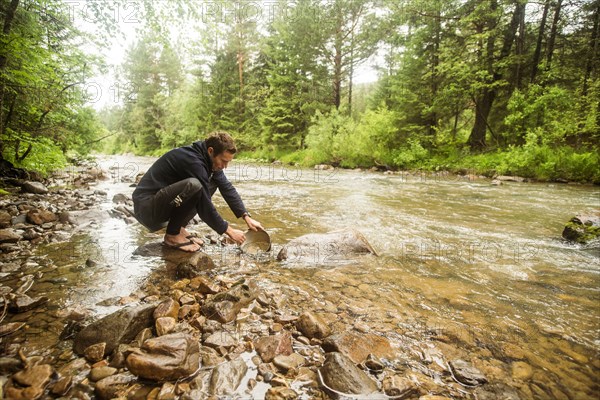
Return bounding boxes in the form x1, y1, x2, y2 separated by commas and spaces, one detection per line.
205, 131, 237, 155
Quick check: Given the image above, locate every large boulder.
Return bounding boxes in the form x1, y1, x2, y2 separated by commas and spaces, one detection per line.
73, 303, 156, 356
208, 358, 248, 396
21, 181, 48, 194
319, 352, 379, 396
277, 229, 377, 265
125, 332, 200, 381
562, 212, 600, 244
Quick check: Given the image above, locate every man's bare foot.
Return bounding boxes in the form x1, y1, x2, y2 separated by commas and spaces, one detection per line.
180, 228, 204, 246
163, 233, 201, 252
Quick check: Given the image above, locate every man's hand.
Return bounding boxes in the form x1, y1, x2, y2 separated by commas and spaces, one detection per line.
244, 215, 264, 231
225, 226, 246, 244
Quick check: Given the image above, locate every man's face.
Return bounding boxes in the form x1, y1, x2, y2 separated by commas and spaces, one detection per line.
208, 148, 234, 171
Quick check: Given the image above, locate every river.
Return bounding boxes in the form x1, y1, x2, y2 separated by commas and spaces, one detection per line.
6, 154, 600, 399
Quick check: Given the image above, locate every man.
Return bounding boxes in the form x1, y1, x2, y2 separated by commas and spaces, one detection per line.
132, 131, 263, 252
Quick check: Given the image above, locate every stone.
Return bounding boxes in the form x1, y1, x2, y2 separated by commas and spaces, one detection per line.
126, 332, 199, 381
189, 276, 220, 294
0, 357, 23, 374
73, 303, 156, 355
511, 361, 533, 381
154, 298, 180, 319
112, 193, 129, 204
449, 359, 488, 386
204, 331, 237, 349
208, 358, 248, 396
322, 331, 394, 364
22, 181, 48, 194
0, 228, 20, 243
9, 294, 48, 313
83, 342, 106, 363
201, 281, 258, 323
273, 353, 305, 372
265, 387, 299, 399
562, 213, 600, 244
494, 175, 525, 182
156, 317, 177, 336
295, 311, 331, 339
89, 366, 117, 382
382, 375, 417, 398
26, 209, 57, 225
176, 253, 216, 278
319, 352, 378, 396
254, 331, 293, 363
12, 364, 54, 388
50, 376, 73, 396
94, 373, 136, 400
0, 211, 11, 228
277, 229, 377, 264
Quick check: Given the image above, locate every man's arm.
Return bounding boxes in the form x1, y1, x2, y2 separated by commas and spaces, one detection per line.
214, 171, 264, 231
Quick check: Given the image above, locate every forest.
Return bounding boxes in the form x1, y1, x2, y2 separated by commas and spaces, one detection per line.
1, 0, 599, 182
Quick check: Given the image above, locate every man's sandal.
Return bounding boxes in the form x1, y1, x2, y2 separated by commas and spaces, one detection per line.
162, 240, 200, 253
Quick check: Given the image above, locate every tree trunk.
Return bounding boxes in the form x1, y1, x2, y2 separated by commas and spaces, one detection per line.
530, 0, 550, 83
583, 2, 600, 96
0, 0, 21, 160
546, 0, 563, 71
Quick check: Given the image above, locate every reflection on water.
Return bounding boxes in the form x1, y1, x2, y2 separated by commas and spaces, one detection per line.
4, 155, 599, 398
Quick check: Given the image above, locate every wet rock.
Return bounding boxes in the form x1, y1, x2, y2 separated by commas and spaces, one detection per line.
0, 211, 11, 228
126, 332, 199, 381
9, 294, 48, 312
112, 193, 129, 204
562, 213, 600, 244
26, 209, 57, 225
176, 253, 216, 278
319, 352, 378, 396
154, 298, 180, 319
83, 342, 106, 363
382, 374, 417, 398
204, 331, 237, 349
273, 353, 305, 372
201, 280, 258, 323
494, 175, 526, 182
156, 317, 177, 336
22, 181, 48, 194
50, 376, 73, 396
89, 366, 117, 382
190, 275, 220, 294
449, 359, 487, 386
277, 229, 377, 263
265, 387, 299, 399
6, 364, 55, 399
254, 331, 293, 362
0, 228, 20, 243
208, 357, 248, 395
0, 357, 23, 374
364, 354, 384, 371
511, 361, 533, 381
295, 311, 331, 339
322, 331, 394, 364
473, 383, 521, 400
73, 303, 156, 355
94, 373, 136, 400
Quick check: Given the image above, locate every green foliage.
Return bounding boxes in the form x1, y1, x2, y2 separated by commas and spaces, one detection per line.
2, 136, 67, 176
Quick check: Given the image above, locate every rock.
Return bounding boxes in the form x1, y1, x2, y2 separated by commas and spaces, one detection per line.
83, 342, 106, 363
511, 361, 533, 381
494, 175, 525, 182
176, 253, 216, 278
12, 364, 54, 388
204, 331, 237, 349
382, 374, 417, 398
0, 357, 23, 374
73, 303, 156, 355
322, 331, 394, 364
295, 311, 331, 339
273, 353, 305, 372
126, 332, 199, 381
491, 179, 503, 186
155, 317, 177, 336
208, 357, 248, 395
473, 383, 521, 400
562, 213, 600, 244
254, 331, 293, 363
189, 276, 220, 294
112, 193, 129, 204
449, 359, 488, 386
26, 209, 57, 225
0, 211, 11, 228
277, 229, 377, 264
319, 352, 378, 396
22, 181, 48, 194
0, 228, 20, 243
9, 294, 48, 313
89, 366, 117, 382
154, 298, 180, 320
50, 376, 73, 396
265, 387, 299, 399
94, 373, 136, 400
201, 280, 258, 323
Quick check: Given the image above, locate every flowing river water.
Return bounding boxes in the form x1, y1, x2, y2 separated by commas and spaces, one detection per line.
3, 154, 599, 399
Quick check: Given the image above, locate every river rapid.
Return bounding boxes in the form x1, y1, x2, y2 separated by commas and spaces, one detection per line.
5, 154, 599, 399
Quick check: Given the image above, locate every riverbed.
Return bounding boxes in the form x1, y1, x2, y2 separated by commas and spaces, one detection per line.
4, 154, 599, 399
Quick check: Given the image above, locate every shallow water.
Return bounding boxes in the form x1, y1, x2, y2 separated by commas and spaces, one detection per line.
4, 155, 599, 399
